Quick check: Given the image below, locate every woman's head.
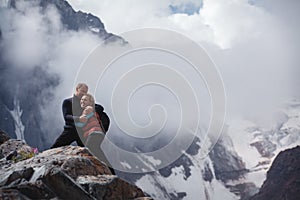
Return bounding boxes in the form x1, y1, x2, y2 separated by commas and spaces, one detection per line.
80, 93, 95, 108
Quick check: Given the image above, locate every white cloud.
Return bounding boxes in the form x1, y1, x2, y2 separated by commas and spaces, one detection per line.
200, 0, 273, 48
1, 0, 299, 144
67, 0, 273, 48
66, 0, 300, 123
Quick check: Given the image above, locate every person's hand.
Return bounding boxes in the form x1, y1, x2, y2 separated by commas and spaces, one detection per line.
79, 115, 88, 123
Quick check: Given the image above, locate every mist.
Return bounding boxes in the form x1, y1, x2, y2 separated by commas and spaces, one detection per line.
69, 0, 300, 129
1, 0, 299, 150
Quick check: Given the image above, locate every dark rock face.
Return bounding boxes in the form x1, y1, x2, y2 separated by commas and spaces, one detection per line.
158, 136, 201, 180
202, 161, 213, 182
209, 134, 248, 183
250, 137, 276, 158
250, 146, 300, 200
78, 175, 145, 200
0, 129, 10, 145
227, 182, 259, 200
0, 133, 149, 200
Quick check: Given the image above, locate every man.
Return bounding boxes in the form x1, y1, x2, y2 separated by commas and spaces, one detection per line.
51, 83, 110, 148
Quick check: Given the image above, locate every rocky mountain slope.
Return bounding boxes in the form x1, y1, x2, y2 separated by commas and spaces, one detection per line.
0, 130, 151, 199
250, 146, 300, 200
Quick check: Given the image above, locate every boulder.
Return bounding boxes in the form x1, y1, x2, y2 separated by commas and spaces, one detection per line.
0, 135, 149, 199
77, 175, 144, 200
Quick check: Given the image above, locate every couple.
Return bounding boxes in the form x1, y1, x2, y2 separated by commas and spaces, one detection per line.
51, 83, 113, 172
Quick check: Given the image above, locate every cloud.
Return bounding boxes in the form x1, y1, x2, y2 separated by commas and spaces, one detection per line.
1, 0, 299, 145
67, 0, 300, 127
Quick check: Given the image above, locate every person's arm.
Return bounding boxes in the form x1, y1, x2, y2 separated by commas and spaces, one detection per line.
62, 99, 80, 124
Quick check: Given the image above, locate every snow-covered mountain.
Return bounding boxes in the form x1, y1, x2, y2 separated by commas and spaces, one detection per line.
117, 99, 300, 200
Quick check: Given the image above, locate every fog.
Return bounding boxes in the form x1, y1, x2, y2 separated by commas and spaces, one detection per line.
1, 0, 300, 150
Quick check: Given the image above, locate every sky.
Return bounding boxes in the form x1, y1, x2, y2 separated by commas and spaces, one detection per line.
67, 0, 300, 126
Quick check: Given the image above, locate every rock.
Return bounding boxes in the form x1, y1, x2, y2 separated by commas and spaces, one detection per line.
0, 141, 150, 199
41, 167, 94, 200
250, 146, 300, 200
0, 129, 10, 145
227, 182, 259, 200
250, 137, 276, 158
0, 139, 33, 158
0, 167, 34, 187
77, 175, 145, 200
3, 180, 55, 199
209, 133, 248, 182
202, 161, 213, 182
0, 188, 30, 200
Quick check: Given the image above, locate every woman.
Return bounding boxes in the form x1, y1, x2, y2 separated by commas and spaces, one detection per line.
76, 94, 111, 168
76, 94, 104, 140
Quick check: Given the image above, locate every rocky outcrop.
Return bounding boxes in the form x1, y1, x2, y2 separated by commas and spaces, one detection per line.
0, 129, 10, 145
250, 146, 300, 200
209, 133, 248, 182
208, 131, 258, 200
0, 132, 151, 200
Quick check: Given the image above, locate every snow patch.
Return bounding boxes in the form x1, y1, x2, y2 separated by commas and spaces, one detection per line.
90, 27, 99, 33
6, 96, 25, 141
0, 0, 10, 8
120, 161, 132, 170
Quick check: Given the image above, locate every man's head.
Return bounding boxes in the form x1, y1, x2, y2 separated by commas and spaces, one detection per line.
80, 93, 95, 109
75, 83, 88, 98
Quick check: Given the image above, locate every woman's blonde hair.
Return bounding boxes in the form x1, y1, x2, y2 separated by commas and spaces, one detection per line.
82, 93, 95, 108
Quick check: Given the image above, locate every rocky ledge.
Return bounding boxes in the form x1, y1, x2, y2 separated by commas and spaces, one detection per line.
0, 130, 151, 200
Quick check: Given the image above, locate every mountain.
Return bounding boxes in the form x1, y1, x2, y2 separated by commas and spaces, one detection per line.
116, 99, 300, 200
10, 0, 124, 43
250, 146, 300, 200
0, 130, 151, 199
0, 0, 125, 150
